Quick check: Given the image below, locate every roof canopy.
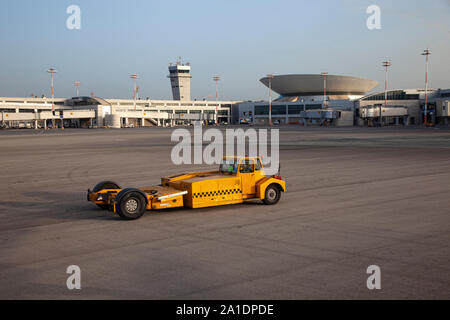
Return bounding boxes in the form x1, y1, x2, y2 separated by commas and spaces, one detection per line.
260, 74, 378, 96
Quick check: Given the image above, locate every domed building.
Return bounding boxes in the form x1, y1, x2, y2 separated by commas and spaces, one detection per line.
234, 74, 379, 126
259, 74, 378, 102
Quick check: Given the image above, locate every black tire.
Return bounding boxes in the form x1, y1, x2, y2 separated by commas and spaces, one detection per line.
92, 181, 120, 209
93, 180, 121, 192
116, 191, 147, 220
263, 184, 281, 205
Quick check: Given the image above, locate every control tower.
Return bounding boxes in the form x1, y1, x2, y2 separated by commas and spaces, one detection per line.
168, 60, 191, 101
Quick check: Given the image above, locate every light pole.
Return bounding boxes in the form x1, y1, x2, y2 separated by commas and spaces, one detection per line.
130, 74, 138, 127
381, 61, 391, 127
301, 98, 306, 126
422, 49, 431, 126
213, 76, 220, 124
47, 68, 57, 129
267, 74, 274, 127
321, 72, 328, 109
74, 81, 81, 97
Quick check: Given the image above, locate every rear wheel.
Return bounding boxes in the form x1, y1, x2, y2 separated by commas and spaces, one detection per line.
116, 191, 147, 220
92, 181, 120, 209
263, 184, 281, 205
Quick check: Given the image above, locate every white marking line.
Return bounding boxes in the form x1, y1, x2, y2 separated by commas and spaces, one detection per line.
157, 191, 188, 201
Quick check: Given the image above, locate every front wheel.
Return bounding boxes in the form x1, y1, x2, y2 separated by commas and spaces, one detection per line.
263, 184, 281, 205
116, 191, 147, 220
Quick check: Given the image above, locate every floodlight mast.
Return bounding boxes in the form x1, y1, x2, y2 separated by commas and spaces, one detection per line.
381, 61, 391, 127
130, 74, 138, 127
47, 68, 57, 129
213, 76, 221, 124
421, 49, 431, 126
267, 74, 274, 127
321, 72, 328, 109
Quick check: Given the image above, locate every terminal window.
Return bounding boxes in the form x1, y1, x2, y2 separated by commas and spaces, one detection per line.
255, 105, 286, 115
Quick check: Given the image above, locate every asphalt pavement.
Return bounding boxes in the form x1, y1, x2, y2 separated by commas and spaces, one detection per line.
0, 126, 449, 299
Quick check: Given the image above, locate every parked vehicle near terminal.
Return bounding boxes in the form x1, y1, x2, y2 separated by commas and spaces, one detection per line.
87, 156, 286, 220
239, 118, 252, 125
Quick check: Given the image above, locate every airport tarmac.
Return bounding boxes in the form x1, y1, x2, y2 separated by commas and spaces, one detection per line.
0, 126, 449, 299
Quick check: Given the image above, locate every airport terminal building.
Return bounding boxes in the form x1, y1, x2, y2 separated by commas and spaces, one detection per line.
1, 68, 449, 129
233, 74, 377, 126
233, 74, 450, 127
356, 88, 450, 126
0, 96, 237, 129
0, 62, 239, 129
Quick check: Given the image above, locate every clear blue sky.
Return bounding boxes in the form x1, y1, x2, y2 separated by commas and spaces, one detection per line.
0, 0, 449, 100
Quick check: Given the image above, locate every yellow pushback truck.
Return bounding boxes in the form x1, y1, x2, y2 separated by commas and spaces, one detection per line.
87, 156, 286, 220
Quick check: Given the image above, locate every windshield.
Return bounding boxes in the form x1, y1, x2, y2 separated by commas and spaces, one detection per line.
219, 159, 239, 174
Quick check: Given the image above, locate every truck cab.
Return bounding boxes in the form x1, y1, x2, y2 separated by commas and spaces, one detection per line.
165, 156, 285, 209
219, 156, 267, 198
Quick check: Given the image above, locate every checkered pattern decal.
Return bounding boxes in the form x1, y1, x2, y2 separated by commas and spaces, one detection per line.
193, 188, 242, 198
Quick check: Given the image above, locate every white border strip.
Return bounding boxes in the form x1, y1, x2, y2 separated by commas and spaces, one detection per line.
157, 191, 188, 201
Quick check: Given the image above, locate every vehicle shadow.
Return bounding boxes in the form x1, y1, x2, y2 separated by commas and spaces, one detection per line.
10, 190, 266, 223
82, 200, 266, 221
